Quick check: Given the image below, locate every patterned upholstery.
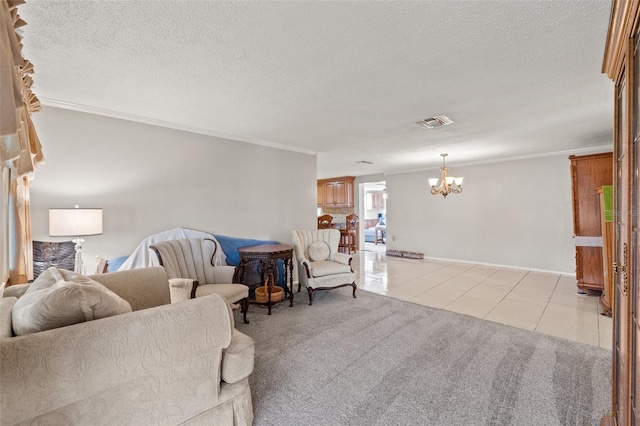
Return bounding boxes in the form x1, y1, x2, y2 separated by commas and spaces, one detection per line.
222, 330, 255, 383
32, 240, 75, 279
150, 238, 250, 323
291, 229, 357, 305
0, 267, 254, 425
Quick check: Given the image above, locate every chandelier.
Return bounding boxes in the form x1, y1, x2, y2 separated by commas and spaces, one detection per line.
428, 153, 463, 198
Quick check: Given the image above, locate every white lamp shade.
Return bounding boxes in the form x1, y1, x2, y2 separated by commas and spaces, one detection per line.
428, 178, 439, 187
49, 208, 103, 237
454, 177, 464, 185
445, 176, 455, 185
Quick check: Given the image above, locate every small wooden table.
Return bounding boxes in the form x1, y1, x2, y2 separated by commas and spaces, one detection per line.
237, 244, 294, 315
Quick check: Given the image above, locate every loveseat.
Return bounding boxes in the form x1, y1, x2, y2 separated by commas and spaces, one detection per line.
0, 266, 254, 425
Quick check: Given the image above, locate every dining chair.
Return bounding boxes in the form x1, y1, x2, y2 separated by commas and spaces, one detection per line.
338, 214, 358, 254
317, 214, 333, 229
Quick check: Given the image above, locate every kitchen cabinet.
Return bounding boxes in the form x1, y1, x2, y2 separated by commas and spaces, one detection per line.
367, 192, 385, 210
317, 176, 355, 208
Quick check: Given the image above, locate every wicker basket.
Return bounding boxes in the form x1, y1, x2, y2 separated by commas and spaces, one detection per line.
254, 278, 284, 304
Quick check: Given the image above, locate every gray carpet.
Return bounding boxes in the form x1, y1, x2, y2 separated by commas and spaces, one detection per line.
236, 288, 611, 426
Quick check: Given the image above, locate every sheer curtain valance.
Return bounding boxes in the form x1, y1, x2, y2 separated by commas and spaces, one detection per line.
1, 0, 44, 285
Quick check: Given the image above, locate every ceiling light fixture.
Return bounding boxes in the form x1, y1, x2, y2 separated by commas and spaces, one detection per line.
428, 153, 463, 198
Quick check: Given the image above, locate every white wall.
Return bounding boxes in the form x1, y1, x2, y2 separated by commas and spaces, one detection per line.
29, 107, 317, 271
385, 154, 592, 274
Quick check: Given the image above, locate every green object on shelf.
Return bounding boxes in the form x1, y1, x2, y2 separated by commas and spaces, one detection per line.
603, 185, 613, 222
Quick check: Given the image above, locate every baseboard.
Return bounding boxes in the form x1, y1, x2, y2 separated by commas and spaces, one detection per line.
421, 255, 576, 278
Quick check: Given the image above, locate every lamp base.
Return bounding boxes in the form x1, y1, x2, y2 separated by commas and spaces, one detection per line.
72, 237, 85, 275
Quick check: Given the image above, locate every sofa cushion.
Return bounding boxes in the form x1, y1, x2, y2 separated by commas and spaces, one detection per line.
222, 330, 255, 384
308, 241, 330, 262
12, 267, 132, 336
0, 297, 17, 339
196, 283, 249, 304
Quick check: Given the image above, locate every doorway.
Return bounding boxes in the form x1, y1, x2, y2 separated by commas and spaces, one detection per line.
359, 181, 386, 253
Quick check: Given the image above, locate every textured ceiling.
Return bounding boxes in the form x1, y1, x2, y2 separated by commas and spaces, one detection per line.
19, 1, 613, 178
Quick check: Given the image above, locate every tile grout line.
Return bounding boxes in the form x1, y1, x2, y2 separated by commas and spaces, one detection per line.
533, 274, 562, 331
483, 269, 534, 319
442, 266, 530, 315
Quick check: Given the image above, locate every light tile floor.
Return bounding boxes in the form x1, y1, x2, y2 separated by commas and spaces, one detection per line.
354, 244, 613, 349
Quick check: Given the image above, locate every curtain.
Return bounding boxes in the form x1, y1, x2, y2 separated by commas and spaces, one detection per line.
0, 167, 9, 285
1, 0, 43, 285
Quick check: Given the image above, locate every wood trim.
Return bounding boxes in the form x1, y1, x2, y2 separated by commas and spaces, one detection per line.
149, 246, 163, 266
603, 0, 639, 79
190, 280, 199, 299
602, 2, 640, 424
568, 152, 615, 161
317, 176, 355, 185
302, 261, 311, 278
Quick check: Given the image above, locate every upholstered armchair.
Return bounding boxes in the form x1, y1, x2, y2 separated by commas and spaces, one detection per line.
291, 229, 357, 305
150, 238, 250, 323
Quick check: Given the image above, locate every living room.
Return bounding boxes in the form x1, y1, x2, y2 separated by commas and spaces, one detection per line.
2, 1, 628, 425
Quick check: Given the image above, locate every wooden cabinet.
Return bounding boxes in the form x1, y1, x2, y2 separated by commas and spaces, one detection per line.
367, 192, 385, 210
601, 2, 640, 424
317, 176, 355, 208
317, 183, 325, 207
569, 152, 613, 292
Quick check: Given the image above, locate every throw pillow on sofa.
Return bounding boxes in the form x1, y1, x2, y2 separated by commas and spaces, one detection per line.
12, 267, 132, 336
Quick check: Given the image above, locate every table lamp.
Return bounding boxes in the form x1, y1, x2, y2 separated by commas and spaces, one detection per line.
49, 205, 103, 274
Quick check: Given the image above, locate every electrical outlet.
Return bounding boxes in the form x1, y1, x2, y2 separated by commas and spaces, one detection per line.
392, 236, 396, 241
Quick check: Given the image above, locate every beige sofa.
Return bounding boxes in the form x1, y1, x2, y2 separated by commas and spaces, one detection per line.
0, 267, 254, 426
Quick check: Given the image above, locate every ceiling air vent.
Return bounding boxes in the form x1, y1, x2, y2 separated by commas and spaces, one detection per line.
416, 115, 454, 129
356, 160, 374, 164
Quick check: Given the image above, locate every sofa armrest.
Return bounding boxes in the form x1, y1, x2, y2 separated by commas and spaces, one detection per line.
0, 294, 234, 426
221, 330, 255, 384
89, 266, 171, 311
169, 278, 199, 303
3, 283, 29, 299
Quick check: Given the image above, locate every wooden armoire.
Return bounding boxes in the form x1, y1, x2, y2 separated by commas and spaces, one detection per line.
601, 1, 640, 424
569, 153, 613, 293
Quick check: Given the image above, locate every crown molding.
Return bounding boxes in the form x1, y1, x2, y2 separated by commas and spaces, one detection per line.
384, 145, 613, 175
40, 97, 318, 156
